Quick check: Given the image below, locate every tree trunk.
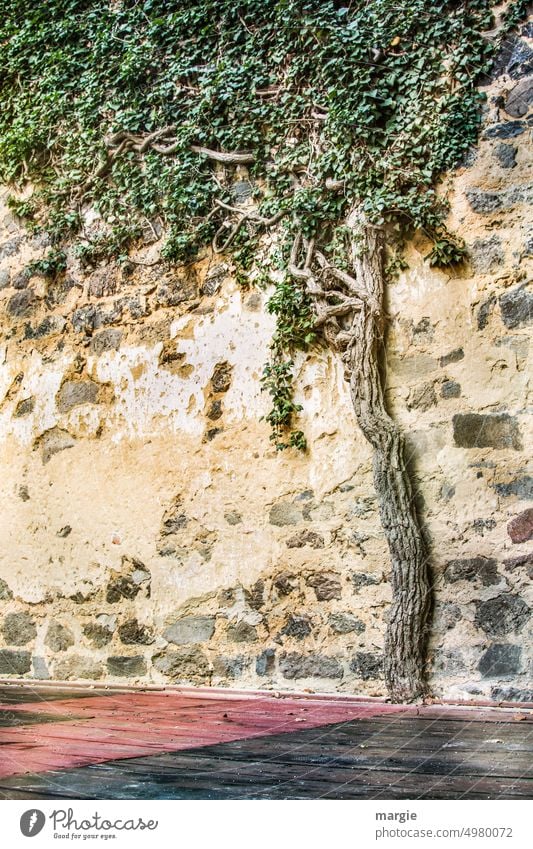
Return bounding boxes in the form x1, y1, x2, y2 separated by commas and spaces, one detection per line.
346, 226, 431, 702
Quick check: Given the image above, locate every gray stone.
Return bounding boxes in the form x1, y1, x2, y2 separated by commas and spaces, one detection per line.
478, 644, 522, 677
279, 652, 343, 680
475, 594, 530, 636
432, 649, 467, 676
24, 315, 66, 339
351, 572, 380, 589
156, 274, 197, 308
388, 353, 438, 380
152, 648, 210, 683
0, 578, 13, 600
499, 284, 532, 329
273, 573, 297, 596
89, 329, 123, 356
206, 399, 223, 420
231, 180, 253, 202
164, 615, 216, 645
349, 652, 384, 680
83, 623, 113, 648
407, 382, 437, 412
0, 649, 31, 675
328, 613, 366, 635
412, 316, 434, 342
507, 508, 533, 544
452, 413, 521, 450
470, 236, 505, 273
281, 615, 312, 640
507, 39, 533, 80
286, 530, 325, 549
306, 572, 342, 601
118, 619, 154, 645
45, 622, 75, 653
256, 648, 276, 676
505, 77, 533, 118
54, 655, 103, 680
441, 380, 461, 399
212, 655, 249, 679
57, 525, 72, 538
211, 361, 233, 393
2, 612, 36, 646
35, 427, 76, 464
106, 563, 150, 603
14, 397, 35, 417
465, 185, 532, 215
439, 347, 464, 367
71, 305, 98, 334
432, 602, 463, 631
503, 551, 533, 573
56, 379, 99, 413
269, 502, 303, 526
494, 143, 517, 169
0, 269, 10, 289
444, 556, 499, 586
12, 269, 30, 289
224, 511, 242, 525
32, 657, 50, 680
7, 289, 34, 317
490, 686, 533, 703
0, 237, 22, 259
477, 295, 496, 330
45, 276, 78, 307
107, 655, 147, 677
483, 120, 525, 139
244, 580, 264, 611
226, 621, 258, 643
495, 476, 533, 500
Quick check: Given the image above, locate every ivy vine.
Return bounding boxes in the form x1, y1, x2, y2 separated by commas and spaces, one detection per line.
0, 0, 525, 448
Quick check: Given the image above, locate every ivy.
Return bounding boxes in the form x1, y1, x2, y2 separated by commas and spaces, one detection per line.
0, 0, 527, 448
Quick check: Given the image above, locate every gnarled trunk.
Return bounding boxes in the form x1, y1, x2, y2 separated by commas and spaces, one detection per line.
346, 227, 431, 702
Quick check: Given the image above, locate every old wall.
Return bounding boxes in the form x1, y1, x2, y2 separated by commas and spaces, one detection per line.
0, 44, 531, 701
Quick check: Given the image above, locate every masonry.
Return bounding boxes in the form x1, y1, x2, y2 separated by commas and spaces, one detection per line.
0, 37, 531, 702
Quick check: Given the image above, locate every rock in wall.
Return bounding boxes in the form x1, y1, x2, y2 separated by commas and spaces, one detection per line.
0, 38, 531, 701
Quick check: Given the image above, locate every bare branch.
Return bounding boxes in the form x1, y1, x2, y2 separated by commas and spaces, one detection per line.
190, 145, 255, 164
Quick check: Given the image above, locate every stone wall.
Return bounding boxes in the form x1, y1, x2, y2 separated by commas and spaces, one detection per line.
0, 35, 531, 701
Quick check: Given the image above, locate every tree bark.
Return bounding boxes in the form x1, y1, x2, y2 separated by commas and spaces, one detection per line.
345, 225, 431, 702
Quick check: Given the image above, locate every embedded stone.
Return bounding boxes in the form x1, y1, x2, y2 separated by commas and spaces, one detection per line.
475, 594, 530, 636
54, 655, 104, 680
32, 657, 50, 680
477, 295, 496, 330
231, 180, 253, 202
24, 315, 66, 339
269, 501, 303, 526
45, 622, 75, 652
483, 120, 525, 139
0, 650, 31, 675
281, 614, 312, 640
71, 304, 98, 334
431, 649, 467, 676
507, 508, 533, 544
349, 652, 384, 679
2, 612, 37, 646
490, 686, 533, 703
206, 399, 223, 420
452, 413, 521, 450
35, 427, 76, 464
118, 618, 154, 645
7, 288, 34, 317
285, 530, 325, 549
224, 511, 242, 525
12, 269, 30, 289
478, 644, 522, 677
212, 655, 249, 679
328, 613, 365, 635
226, 620, 258, 643
306, 572, 342, 601
439, 347, 464, 367
211, 361, 233, 393
56, 379, 99, 413
0, 269, 10, 289
273, 573, 297, 596
0, 578, 13, 600
432, 602, 463, 631
465, 185, 531, 214
89, 329, 123, 355
107, 655, 147, 677
13, 397, 34, 418
152, 648, 210, 683
507, 39, 533, 80
499, 284, 532, 329
504, 77, 533, 118
279, 652, 343, 680
256, 648, 275, 676
163, 615, 216, 645
106, 569, 146, 604
83, 623, 113, 648
351, 572, 380, 589
244, 579, 264, 611
493, 143, 517, 169
441, 380, 461, 399
407, 382, 437, 412
495, 476, 533, 500
156, 274, 197, 307
443, 556, 499, 586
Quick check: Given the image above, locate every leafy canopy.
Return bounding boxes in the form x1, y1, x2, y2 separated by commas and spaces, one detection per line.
0, 0, 516, 446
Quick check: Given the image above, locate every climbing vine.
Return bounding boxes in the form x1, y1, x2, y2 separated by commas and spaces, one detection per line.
0, 0, 527, 699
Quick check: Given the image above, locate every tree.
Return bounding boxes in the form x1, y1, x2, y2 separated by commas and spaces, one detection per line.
0, 0, 524, 700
